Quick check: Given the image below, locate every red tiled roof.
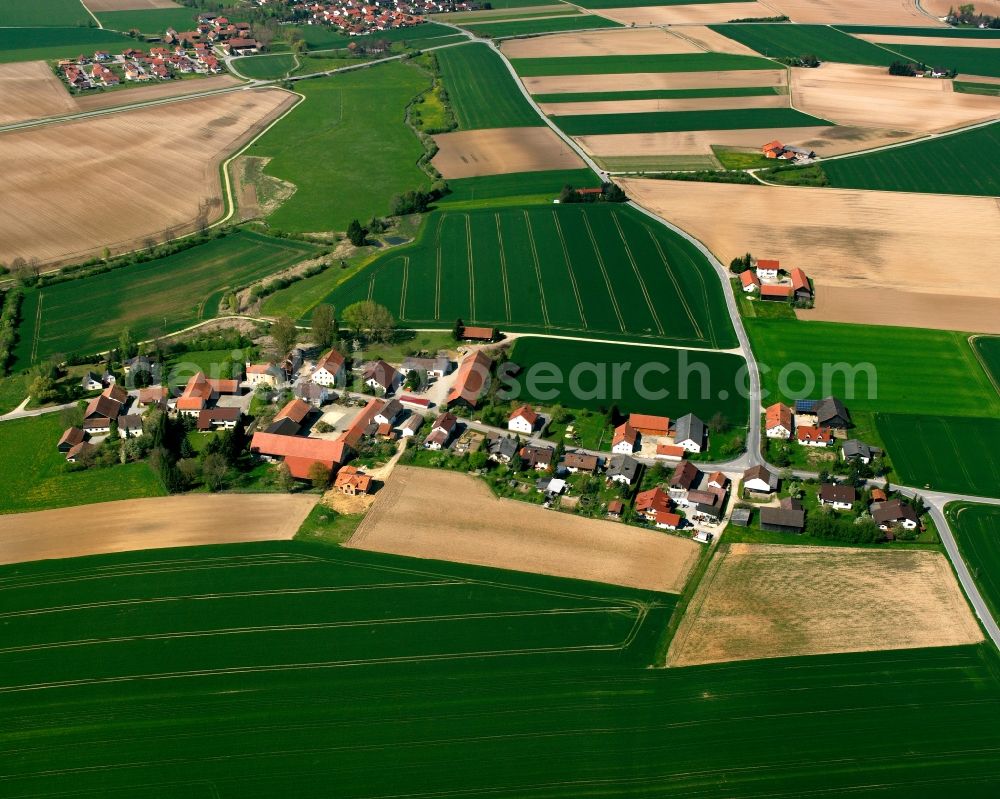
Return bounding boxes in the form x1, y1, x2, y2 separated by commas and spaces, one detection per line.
628, 413, 669, 436
447, 350, 492, 407
612, 422, 637, 446
756, 259, 780, 269
316, 348, 345, 374
790, 267, 810, 291
739, 269, 760, 288
251, 431, 347, 465
340, 398, 383, 448
765, 402, 792, 430
654, 511, 681, 528
636, 487, 671, 515
276, 398, 312, 425
655, 443, 685, 459
510, 404, 538, 424
460, 325, 496, 340
760, 285, 792, 298
797, 426, 832, 444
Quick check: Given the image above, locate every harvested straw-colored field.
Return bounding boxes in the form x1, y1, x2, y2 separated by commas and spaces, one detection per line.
431, 125, 585, 178
522, 68, 787, 96
621, 177, 1000, 331
799, 284, 1000, 335
501, 27, 700, 58
667, 544, 982, 667
539, 94, 787, 116
74, 74, 242, 112
767, 0, 944, 26
792, 63, 1000, 133
83, 0, 180, 11
672, 25, 763, 56
858, 33, 1000, 49
348, 466, 700, 593
0, 61, 77, 125
0, 88, 294, 266
0, 493, 317, 566
593, 3, 777, 26
576, 124, 910, 158
923, 0, 1000, 15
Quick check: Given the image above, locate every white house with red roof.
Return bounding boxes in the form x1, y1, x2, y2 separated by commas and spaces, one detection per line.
312, 348, 345, 387
611, 422, 638, 454
796, 426, 832, 447
508, 405, 538, 434
739, 269, 760, 293
765, 402, 793, 439
755, 259, 780, 280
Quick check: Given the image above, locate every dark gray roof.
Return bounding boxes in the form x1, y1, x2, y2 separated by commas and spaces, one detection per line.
674, 413, 705, 446
606, 454, 640, 481
743, 464, 778, 490
488, 434, 519, 459
873, 499, 918, 525
266, 417, 301, 436
842, 439, 881, 460
117, 414, 144, 430
379, 398, 402, 421
760, 506, 805, 530
819, 483, 856, 504
730, 508, 752, 526
816, 396, 851, 427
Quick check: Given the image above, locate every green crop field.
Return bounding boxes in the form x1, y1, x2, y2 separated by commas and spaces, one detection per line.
0, 414, 165, 515
508, 336, 749, 425
876, 413, 1000, 497
12, 231, 318, 367
948, 503, 1000, 622
231, 53, 296, 79
461, 14, 622, 38
973, 335, 1000, 390
95, 8, 201, 33
248, 63, 430, 233
746, 319, 1000, 418
436, 43, 542, 129
821, 122, 1000, 196
512, 52, 774, 76
324, 203, 737, 348
710, 24, 899, 65
891, 44, 1000, 77
5, 542, 1000, 796
0, 0, 91, 26
551, 107, 828, 135
536, 86, 780, 103
0, 27, 133, 63
440, 168, 601, 205
955, 80, 1000, 96
835, 25, 1000, 38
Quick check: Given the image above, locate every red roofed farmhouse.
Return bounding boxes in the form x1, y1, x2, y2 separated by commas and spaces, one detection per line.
250, 432, 347, 480
447, 350, 492, 409
628, 413, 669, 437
508, 404, 538, 434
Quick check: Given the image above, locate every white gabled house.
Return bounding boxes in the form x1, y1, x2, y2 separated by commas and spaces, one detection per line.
312, 349, 346, 387
508, 404, 538, 435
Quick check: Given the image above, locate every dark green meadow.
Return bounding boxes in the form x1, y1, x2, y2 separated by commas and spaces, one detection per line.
506, 335, 750, 425
892, 44, 1000, 78
323, 203, 737, 348
13, 231, 318, 367
974, 335, 1000, 387
511, 52, 774, 76
0, 27, 133, 63
5, 542, 1000, 796
439, 168, 602, 204
709, 23, 899, 65
835, 25, 1000, 39
876, 413, 1000, 498
95, 8, 201, 34
948, 503, 1000, 621
821, 121, 1000, 196
551, 107, 829, 135
0, 0, 91, 27
436, 43, 542, 128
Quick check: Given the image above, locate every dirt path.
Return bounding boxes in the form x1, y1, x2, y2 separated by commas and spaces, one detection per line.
0, 493, 317, 566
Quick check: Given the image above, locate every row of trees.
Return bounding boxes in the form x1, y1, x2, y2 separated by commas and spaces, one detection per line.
0, 287, 23, 376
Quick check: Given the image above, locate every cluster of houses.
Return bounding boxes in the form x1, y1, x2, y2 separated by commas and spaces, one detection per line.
60, 44, 222, 90
764, 396, 881, 464
291, 1, 426, 35
761, 140, 815, 163
739, 257, 813, 304
164, 15, 260, 55
612, 412, 708, 457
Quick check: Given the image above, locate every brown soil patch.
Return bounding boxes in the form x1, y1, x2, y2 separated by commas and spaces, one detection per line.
593, 2, 777, 26
858, 33, 1000, 48
620, 177, 1000, 332
671, 25, 763, 56
0, 88, 295, 266
541, 94, 787, 116
791, 63, 1000, 133
923, 0, 1000, 15
0, 61, 77, 125
73, 75, 242, 112
431, 126, 585, 178
766, 0, 944, 26
667, 543, 982, 667
798, 284, 1000, 335
577, 124, 912, 158
347, 466, 700, 593
523, 69, 787, 95
501, 27, 701, 58
83, 0, 181, 11
0, 493, 317, 566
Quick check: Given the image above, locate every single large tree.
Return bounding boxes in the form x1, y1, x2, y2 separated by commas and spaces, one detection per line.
346, 219, 366, 247
269, 316, 299, 358
311, 304, 335, 348
342, 300, 395, 344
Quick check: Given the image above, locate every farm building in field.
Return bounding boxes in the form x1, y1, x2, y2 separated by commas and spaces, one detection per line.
249, 432, 347, 480
790, 268, 812, 302
312, 349, 346, 387
66, 441, 96, 463
459, 325, 497, 342
508, 404, 539, 434
765, 402, 793, 439
739, 269, 760, 293
797, 426, 832, 447
755, 258, 780, 280
819, 483, 857, 510
673, 413, 706, 453
612, 422, 639, 454
335, 465, 372, 496
447, 350, 493, 409
57, 427, 86, 453
628, 413, 669, 438
760, 285, 792, 302
760, 499, 805, 533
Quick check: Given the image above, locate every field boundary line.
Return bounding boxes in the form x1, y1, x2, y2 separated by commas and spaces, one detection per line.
646, 226, 704, 343
495, 213, 512, 322
611, 212, 664, 336
80, 0, 103, 29
29, 292, 43, 366
400, 256, 409, 320
523, 210, 551, 328
580, 210, 625, 333
465, 214, 476, 320
551, 210, 587, 329
434, 214, 444, 319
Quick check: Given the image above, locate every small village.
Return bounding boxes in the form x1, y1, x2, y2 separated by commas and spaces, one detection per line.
735, 254, 815, 306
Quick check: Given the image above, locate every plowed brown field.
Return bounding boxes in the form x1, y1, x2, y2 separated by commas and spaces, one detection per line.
501, 27, 701, 58
0, 88, 294, 266
348, 466, 700, 593
540, 94, 788, 116
523, 69, 787, 95
0, 61, 77, 125
767, 0, 943, 25
594, 2, 777, 26
431, 126, 585, 177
